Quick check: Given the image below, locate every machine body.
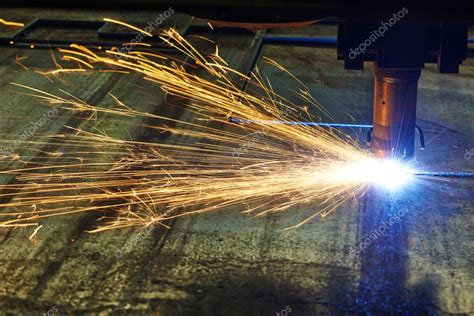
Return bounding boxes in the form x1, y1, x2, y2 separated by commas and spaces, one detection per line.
2, 1, 472, 159
337, 21, 467, 159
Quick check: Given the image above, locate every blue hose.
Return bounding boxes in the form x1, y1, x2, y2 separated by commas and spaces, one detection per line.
229, 117, 372, 128
264, 36, 337, 45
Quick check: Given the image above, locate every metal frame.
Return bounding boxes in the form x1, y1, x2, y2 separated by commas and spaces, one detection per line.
0, 18, 189, 49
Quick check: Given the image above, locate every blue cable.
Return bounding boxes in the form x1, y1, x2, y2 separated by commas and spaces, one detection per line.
263, 36, 337, 45
229, 117, 372, 128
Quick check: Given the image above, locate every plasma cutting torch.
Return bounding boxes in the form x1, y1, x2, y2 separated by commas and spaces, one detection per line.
182, 1, 471, 160
2, 0, 473, 159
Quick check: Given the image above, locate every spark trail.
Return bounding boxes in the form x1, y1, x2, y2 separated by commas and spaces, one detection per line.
0, 24, 409, 233
0, 18, 24, 27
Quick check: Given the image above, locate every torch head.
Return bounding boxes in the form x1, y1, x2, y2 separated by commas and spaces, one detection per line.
371, 65, 421, 160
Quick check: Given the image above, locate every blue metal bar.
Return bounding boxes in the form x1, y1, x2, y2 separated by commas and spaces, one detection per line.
263, 36, 337, 45
229, 117, 372, 128
413, 171, 474, 178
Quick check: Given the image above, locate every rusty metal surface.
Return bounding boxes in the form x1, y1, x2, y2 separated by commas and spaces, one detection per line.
0, 9, 472, 315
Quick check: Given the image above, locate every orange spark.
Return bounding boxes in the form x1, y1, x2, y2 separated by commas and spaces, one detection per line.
0, 18, 24, 27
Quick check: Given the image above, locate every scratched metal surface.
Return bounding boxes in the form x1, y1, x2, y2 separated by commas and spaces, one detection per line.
0, 9, 473, 315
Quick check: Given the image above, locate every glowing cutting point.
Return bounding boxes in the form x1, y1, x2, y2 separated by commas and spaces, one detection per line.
336, 158, 413, 189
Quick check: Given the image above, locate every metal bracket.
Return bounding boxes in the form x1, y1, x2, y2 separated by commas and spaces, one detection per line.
0, 17, 189, 49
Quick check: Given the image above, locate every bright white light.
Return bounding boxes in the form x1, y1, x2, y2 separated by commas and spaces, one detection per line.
336, 158, 413, 189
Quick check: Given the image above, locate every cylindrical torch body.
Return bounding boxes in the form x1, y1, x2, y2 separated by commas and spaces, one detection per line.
371, 65, 421, 159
